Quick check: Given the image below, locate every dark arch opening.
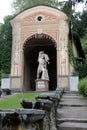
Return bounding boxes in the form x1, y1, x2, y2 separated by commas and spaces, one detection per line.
23, 33, 57, 91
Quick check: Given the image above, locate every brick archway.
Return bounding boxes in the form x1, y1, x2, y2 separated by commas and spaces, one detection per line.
23, 33, 57, 91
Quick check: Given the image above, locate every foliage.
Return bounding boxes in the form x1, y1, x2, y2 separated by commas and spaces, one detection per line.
76, 29, 87, 79
12, 0, 60, 14
68, 40, 76, 68
0, 70, 4, 85
84, 85, 87, 97
78, 78, 86, 95
81, 31, 87, 55
76, 63, 87, 79
0, 92, 40, 109
0, 15, 12, 85
78, 77, 87, 97
62, 1, 87, 79
77, 11, 87, 38
61, 0, 87, 37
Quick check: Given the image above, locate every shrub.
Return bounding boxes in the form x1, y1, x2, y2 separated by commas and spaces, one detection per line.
78, 78, 85, 95
84, 85, 87, 97
76, 64, 87, 79
78, 77, 87, 97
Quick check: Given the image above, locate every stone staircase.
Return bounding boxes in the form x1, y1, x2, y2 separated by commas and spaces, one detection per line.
57, 91, 87, 130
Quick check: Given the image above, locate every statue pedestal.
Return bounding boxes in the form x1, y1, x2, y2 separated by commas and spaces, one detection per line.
36, 79, 49, 91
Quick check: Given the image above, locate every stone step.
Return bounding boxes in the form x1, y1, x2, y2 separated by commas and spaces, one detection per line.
58, 122, 87, 130
58, 92, 87, 130
65, 91, 79, 95
59, 104, 87, 107
59, 98, 87, 107
62, 95, 83, 99
65, 90, 78, 93
58, 118, 87, 123
57, 107, 87, 119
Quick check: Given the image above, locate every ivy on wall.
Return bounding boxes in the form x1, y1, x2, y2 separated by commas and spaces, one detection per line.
68, 40, 76, 69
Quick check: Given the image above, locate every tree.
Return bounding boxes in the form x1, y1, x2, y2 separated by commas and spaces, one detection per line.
72, 10, 87, 78
60, 0, 87, 78
0, 15, 12, 85
60, 0, 86, 38
12, 0, 59, 14
78, 10, 87, 37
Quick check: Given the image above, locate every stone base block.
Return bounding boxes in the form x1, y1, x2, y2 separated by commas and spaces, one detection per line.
36, 79, 49, 91
10, 76, 22, 92
1, 78, 10, 89
70, 76, 79, 91
57, 76, 69, 90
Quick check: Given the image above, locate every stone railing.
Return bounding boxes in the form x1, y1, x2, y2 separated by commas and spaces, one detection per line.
0, 88, 11, 97
0, 88, 64, 130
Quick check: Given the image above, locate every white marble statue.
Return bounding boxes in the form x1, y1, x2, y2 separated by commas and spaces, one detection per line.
37, 51, 49, 80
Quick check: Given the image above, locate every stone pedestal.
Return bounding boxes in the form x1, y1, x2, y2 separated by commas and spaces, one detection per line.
1, 74, 10, 89
36, 79, 49, 91
70, 75, 79, 91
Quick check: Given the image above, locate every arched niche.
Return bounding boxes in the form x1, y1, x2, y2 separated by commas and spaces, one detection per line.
23, 33, 57, 91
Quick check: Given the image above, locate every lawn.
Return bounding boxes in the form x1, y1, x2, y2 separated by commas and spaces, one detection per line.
0, 92, 40, 109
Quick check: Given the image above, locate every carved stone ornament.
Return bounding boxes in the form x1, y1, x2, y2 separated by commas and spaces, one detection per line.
23, 12, 57, 23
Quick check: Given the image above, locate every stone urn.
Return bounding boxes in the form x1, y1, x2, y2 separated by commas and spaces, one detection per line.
15, 108, 45, 123
20, 99, 43, 109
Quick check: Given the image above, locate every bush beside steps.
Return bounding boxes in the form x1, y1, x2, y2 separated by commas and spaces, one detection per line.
78, 77, 87, 97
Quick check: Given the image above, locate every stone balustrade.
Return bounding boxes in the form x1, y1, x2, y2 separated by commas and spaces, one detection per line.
0, 88, 64, 130
0, 88, 11, 97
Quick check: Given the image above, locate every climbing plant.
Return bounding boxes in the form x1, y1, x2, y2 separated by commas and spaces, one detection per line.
68, 40, 76, 68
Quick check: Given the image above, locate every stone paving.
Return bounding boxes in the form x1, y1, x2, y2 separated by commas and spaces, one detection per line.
57, 91, 87, 130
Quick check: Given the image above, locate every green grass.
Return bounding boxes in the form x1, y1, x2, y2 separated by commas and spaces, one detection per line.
0, 92, 40, 109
